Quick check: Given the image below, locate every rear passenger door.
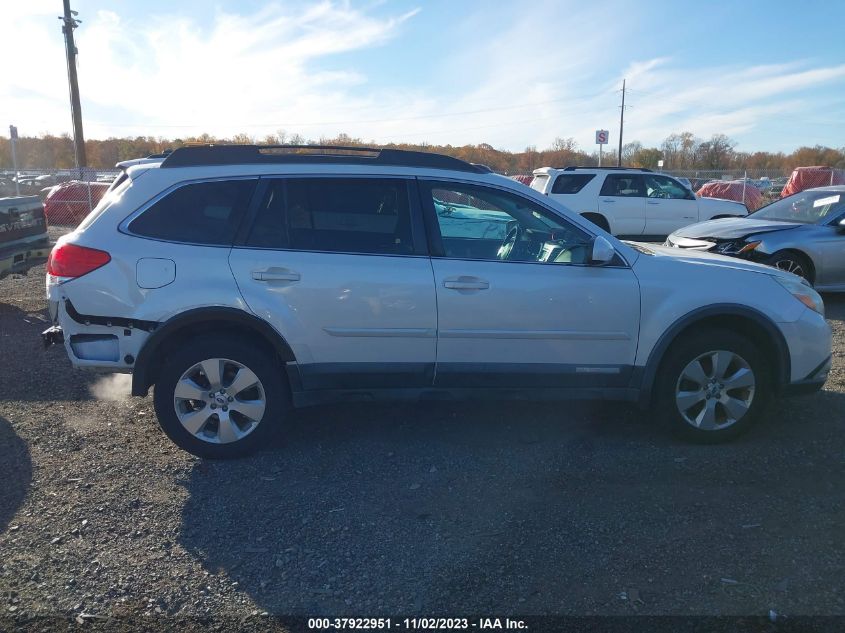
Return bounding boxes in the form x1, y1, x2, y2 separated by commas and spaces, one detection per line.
597, 174, 646, 236
228, 176, 437, 390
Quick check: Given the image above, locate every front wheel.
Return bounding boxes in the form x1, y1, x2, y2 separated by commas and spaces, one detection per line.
654, 329, 770, 443
153, 335, 288, 458
766, 250, 814, 285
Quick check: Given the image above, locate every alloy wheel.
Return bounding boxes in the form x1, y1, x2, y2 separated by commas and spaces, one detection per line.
675, 350, 755, 431
773, 258, 805, 279
173, 358, 266, 444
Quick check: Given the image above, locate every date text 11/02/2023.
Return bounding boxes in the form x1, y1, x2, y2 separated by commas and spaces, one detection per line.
307, 618, 528, 630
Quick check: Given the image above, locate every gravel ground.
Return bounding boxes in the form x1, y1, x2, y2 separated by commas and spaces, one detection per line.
1, 255, 844, 626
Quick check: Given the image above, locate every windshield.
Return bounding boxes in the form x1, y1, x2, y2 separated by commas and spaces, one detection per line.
750, 190, 845, 224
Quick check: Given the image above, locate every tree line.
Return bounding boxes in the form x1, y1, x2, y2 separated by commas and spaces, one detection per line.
1, 130, 843, 175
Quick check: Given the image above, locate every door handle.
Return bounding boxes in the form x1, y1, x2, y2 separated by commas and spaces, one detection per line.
601, 199, 616, 203
443, 277, 489, 290
252, 269, 300, 282
646, 200, 660, 205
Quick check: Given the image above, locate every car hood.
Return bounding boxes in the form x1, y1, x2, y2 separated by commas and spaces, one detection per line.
627, 241, 794, 279
672, 217, 799, 240
697, 196, 748, 212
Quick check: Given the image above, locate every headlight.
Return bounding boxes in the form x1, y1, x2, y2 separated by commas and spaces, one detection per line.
712, 240, 761, 255
774, 275, 824, 316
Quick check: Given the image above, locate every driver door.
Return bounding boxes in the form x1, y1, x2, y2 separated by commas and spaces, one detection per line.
643, 174, 699, 237
419, 179, 641, 389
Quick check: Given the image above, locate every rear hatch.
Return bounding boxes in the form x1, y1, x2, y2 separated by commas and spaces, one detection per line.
0, 195, 49, 275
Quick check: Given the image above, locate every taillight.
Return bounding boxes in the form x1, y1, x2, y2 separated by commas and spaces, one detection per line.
47, 243, 111, 278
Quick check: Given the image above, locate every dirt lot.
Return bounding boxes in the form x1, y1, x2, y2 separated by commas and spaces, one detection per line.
1, 256, 844, 625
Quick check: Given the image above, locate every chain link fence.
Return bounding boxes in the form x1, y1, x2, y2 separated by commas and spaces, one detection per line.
0, 168, 119, 228
663, 167, 844, 210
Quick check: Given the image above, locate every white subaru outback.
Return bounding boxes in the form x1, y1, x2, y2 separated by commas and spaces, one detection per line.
44, 146, 831, 458
530, 167, 748, 239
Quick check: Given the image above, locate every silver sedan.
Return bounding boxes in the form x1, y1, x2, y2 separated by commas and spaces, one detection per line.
666, 186, 845, 291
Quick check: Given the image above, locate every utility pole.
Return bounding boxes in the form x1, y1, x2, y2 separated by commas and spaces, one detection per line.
9, 125, 20, 196
60, 0, 87, 171
617, 78, 626, 167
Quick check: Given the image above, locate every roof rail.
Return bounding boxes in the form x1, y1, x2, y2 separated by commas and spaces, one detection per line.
560, 166, 653, 172
159, 144, 488, 173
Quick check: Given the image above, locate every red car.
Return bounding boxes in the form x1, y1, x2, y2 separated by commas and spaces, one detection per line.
696, 180, 764, 212
781, 166, 845, 197
43, 181, 110, 227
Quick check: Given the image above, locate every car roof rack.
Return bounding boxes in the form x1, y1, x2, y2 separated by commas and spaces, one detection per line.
560, 166, 653, 172
160, 144, 489, 173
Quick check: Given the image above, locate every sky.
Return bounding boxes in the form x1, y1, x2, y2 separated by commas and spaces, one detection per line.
2, 0, 844, 153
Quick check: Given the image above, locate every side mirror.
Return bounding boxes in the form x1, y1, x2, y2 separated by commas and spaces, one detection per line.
837, 218, 845, 232
590, 235, 616, 265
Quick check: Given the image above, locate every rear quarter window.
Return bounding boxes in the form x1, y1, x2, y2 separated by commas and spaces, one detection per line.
529, 174, 550, 192
551, 174, 595, 194
128, 179, 256, 245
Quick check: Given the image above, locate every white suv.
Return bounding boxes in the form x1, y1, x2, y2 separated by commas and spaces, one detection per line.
44, 146, 831, 458
530, 167, 747, 239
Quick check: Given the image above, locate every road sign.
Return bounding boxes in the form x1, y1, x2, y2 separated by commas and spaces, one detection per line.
657, 159, 664, 168
595, 129, 609, 145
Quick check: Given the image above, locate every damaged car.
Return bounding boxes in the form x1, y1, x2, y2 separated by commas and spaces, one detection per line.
666, 186, 845, 290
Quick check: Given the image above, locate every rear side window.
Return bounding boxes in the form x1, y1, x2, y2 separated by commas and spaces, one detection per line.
599, 174, 645, 197
245, 178, 414, 255
529, 174, 549, 192
128, 179, 256, 245
551, 174, 595, 194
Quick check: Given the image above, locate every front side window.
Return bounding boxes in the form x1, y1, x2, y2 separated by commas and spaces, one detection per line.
129, 179, 256, 245
644, 174, 693, 200
425, 182, 592, 264
245, 178, 414, 255
600, 174, 645, 197
552, 174, 595, 194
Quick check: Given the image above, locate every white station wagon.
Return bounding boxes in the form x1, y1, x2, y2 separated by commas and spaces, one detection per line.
44, 146, 830, 458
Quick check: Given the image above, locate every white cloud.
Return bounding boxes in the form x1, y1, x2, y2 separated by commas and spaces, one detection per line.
1, 2, 421, 138
615, 60, 845, 148
1, 2, 843, 154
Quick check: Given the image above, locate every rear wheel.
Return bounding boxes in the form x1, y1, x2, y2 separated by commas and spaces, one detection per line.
153, 335, 288, 458
655, 328, 770, 443
766, 250, 814, 285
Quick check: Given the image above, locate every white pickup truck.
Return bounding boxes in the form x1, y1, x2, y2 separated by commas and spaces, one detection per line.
0, 195, 49, 276
530, 167, 747, 240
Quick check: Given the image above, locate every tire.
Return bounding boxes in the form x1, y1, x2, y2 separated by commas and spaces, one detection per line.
581, 213, 610, 233
766, 250, 814, 285
654, 328, 770, 444
153, 335, 288, 459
